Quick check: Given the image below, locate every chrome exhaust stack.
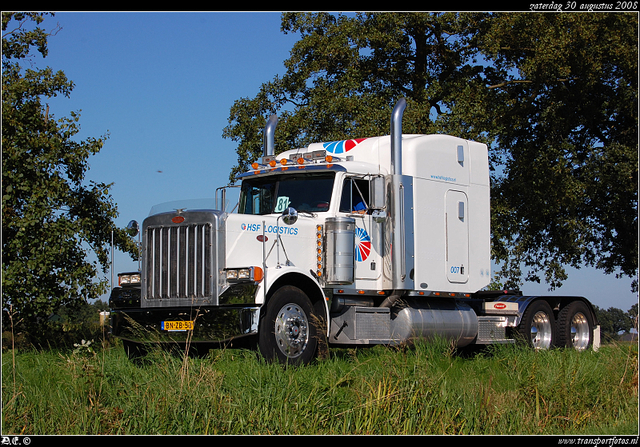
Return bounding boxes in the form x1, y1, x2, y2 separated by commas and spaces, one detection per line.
390, 98, 407, 175
263, 114, 278, 157
387, 98, 413, 291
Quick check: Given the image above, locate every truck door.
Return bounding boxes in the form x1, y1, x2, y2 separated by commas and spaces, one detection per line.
339, 177, 381, 282
446, 190, 469, 283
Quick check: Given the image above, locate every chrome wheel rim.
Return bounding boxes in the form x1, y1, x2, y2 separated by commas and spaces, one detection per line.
274, 303, 309, 359
570, 312, 590, 351
530, 310, 553, 350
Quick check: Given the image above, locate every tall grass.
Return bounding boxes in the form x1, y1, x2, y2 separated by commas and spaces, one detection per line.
2, 339, 637, 435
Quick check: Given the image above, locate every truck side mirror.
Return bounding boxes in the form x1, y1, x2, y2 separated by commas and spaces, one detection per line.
281, 207, 298, 225
126, 220, 139, 237
370, 176, 386, 210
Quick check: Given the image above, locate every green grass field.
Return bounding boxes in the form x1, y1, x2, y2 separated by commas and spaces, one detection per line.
2, 339, 638, 435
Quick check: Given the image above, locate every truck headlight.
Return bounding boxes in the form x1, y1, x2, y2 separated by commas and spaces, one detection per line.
225, 267, 263, 283
118, 272, 141, 286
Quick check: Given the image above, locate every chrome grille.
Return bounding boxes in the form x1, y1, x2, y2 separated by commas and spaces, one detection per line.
145, 223, 212, 300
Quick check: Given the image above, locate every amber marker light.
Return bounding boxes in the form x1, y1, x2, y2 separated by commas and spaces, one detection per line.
253, 266, 264, 282
315, 224, 324, 278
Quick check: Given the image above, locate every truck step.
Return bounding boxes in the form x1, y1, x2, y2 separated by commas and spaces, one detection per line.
476, 316, 514, 344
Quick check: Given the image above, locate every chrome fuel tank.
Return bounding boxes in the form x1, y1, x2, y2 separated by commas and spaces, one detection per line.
390, 299, 478, 347
329, 299, 479, 347
325, 217, 356, 285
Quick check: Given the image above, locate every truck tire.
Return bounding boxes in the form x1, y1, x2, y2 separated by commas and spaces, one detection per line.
258, 285, 319, 365
557, 300, 594, 351
517, 299, 555, 350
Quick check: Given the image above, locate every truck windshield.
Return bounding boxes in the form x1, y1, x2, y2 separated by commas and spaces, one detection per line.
239, 172, 335, 215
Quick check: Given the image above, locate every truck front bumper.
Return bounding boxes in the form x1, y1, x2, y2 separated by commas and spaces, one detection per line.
110, 305, 260, 346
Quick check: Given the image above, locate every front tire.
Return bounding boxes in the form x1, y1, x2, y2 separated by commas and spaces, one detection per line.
258, 285, 319, 365
518, 300, 556, 350
557, 301, 594, 351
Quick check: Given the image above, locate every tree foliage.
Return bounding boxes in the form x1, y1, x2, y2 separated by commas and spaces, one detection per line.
223, 12, 637, 291
2, 12, 137, 341
479, 13, 638, 290
594, 305, 637, 340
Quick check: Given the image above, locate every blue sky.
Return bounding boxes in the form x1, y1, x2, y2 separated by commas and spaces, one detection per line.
28, 11, 637, 311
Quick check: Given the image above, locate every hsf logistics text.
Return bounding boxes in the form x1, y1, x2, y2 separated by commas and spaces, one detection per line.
241, 222, 299, 236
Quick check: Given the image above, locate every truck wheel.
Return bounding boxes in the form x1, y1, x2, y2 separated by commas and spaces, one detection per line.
258, 285, 318, 365
557, 300, 594, 351
518, 300, 555, 350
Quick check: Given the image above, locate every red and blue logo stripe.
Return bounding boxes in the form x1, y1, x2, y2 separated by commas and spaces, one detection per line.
323, 138, 367, 154
355, 228, 371, 262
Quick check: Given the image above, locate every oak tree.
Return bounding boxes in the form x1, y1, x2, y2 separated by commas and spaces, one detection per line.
478, 13, 637, 291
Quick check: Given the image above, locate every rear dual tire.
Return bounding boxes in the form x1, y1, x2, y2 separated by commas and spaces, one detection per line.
518, 300, 556, 350
517, 299, 595, 351
557, 300, 594, 351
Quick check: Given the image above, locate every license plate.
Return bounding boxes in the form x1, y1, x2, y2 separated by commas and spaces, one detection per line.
161, 320, 194, 331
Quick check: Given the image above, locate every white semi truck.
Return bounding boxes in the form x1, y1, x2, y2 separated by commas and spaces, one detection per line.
110, 99, 600, 364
